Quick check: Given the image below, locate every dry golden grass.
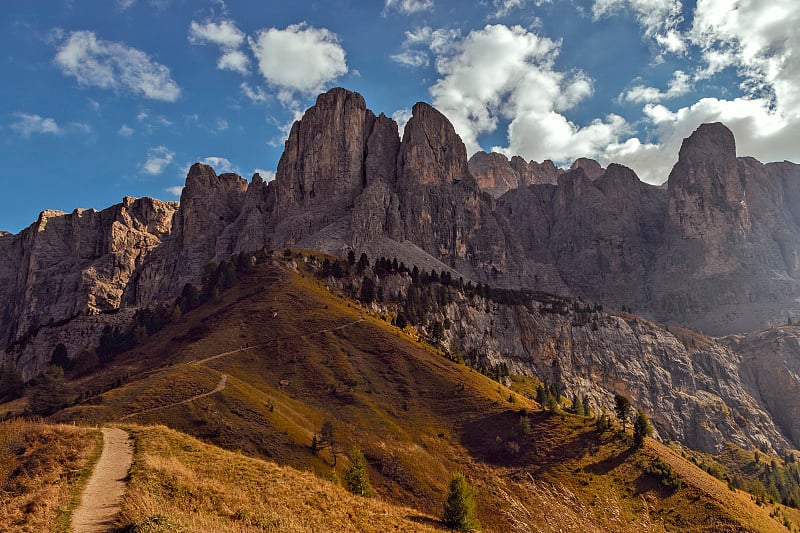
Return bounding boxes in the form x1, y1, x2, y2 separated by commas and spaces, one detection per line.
118, 424, 443, 532
0, 419, 101, 532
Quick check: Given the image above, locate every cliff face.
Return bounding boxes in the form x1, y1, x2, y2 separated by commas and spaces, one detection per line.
651, 123, 800, 333
468, 151, 562, 197
0, 198, 176, 376
5, 86, 800, 458
440, 295, 789, 454
334, 271, 793, 454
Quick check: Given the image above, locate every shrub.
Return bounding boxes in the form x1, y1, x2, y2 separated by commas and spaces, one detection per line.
633, 409, 653, 448
645, 458, 683, 489
442, 472, 480, 531
344, 446, 373, 497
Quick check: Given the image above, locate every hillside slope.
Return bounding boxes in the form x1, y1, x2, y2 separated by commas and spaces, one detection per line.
17, 253, 796, 531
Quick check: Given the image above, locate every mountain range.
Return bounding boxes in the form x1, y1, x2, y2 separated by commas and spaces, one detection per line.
2, 87, 800, 456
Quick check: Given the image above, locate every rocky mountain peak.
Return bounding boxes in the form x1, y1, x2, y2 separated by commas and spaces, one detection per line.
397, 102, 469, 187
666, 122, 749, 244
677, 122, 736, 169
598, 163, 640, 189
569, 158, 605, 179
274, 87, 374, 213
468, 151, 520, 197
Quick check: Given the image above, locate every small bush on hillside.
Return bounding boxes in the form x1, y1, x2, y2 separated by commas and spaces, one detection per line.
344, 446, 373, 497
633, 409, 653, 448
442, 472, 480, 531
645, 458, 683, 489
28, 366, 75, 416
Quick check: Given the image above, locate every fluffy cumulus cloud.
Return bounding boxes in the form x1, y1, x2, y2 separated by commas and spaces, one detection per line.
118, 124, 134, 136
422, 24, 628, 163
188, 20, 249, 74
594, 0, 800, 182
248, 23, 347, 97
54, 31, 180, 101
141, 146, 174, 175
10, 113, 61, 138
384, 0, 433, 15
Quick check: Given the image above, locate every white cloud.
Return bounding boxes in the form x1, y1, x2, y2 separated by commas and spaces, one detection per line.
188, 20, 244, 48
240, 82, 269, 103
215, 118, 228, 131
141, 146, 174, 175
188, 19, 249, 74
384, 0, 433, 15
165, 185, 183, 197
218, 49, 249, 74
689, 0, 800, 111
10, 112, 61, 137
392, 108, 413, 138
253, 168, 276, 181
199, 156, 235, 173
594, 1, 800, 183
422, 24, 628, 164
88, 98, 100, 111
53, 30, 180, 102
117, 0, 135, 10
391, 50, 429, 68
403, 27, 460, 55
390, 27, 460, 69
249, 23, 347, 94
118, 124, 134, 136
593, 0, 686, 54
622, 70, 691, 103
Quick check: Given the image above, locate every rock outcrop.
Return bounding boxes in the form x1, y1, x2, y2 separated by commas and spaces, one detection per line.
0, 198, 176, 376
468, 152, 562, 197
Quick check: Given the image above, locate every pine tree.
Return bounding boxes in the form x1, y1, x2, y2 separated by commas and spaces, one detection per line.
633, 409, 653, 448
360, 277, 376, 303
321, 420, 337, 465
50, 343, 70, 369
614, 393, 632, 430
442, 472, 480, 531
571, 393, 580, 414
582, 395, 593, 418
358, 252, 369, 273
29, 365, 75, 416
344, 446, 373, 497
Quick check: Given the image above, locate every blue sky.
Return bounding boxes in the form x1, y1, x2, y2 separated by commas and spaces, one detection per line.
2, 0, 799, 233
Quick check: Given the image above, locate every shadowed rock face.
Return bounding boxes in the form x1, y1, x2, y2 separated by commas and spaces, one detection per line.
5, 88, 800, 455
275, 88, 374, 214
397, 102, 469, 188
469, 152, 562, 198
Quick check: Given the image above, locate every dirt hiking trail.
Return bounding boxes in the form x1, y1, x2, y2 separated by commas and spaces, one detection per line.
71, 427, 133, 532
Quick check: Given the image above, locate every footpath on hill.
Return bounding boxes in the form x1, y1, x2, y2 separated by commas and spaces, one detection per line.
71, 427, 133, 533
70, 307, 365, 529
